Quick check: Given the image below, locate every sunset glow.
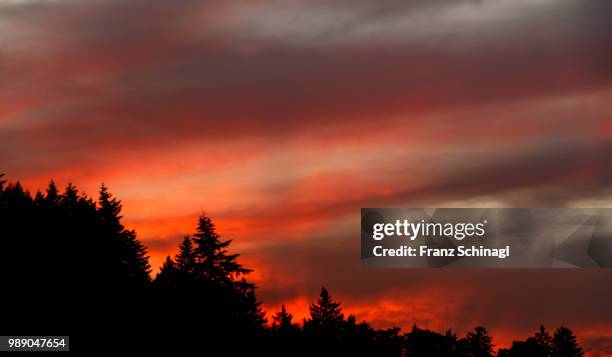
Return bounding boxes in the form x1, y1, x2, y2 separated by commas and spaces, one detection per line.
2, 0, 612, 354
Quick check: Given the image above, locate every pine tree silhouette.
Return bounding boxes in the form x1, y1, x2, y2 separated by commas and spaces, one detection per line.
155, 255, 179, 287
535, 325, 554, 356
0, 174, 592, 354
151, 213, 266, 352
192, 215, 251, 282
499, 337, 549, 357
0, 177, 153, 347
272, 305, 297, 332
270, 304, 302, 355
306, 287, 345, 333
303, 286, 346, 354
553, 327, 583, 357
375, 327, 405, 357
498, 325, 587, 357
175, 236, 196, 274
97, 184, 151, 287
45, 180, 59, 203
461, 326, 494, 357
155, 237, 196, 287
343, 315, 378, 355
191, 214, 263, 321
406, 325, 457, 357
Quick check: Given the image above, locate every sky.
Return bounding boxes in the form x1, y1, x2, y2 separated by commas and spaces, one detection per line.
2, 0, 612, 354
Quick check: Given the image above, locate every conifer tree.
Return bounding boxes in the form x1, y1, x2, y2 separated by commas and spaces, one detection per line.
122, 229, 152, 284
0, 174, 593, 354
160, 255, 177, 274
45, 180, 59, 204
191, 215, 251, 283
98, 184, 124, 232
155, 256, 179, 287
406, 325, 457, 357
553, 327, 583, 357
305, 287, 345, 335
272, 305, 296, 332
463, 326, 494, 357
270, 304, 301, 354
535, 325, 554, 356
97, 184, 151, 286
175, 236, 196, 274
0, 174, 5, 218
60, 183, 79, 210
166, 214, 267, 333
34, 190, 44, 202
239, 283, 267, 329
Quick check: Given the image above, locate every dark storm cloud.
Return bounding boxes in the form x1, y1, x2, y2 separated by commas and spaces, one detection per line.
2, 0, 612, 177
398, 139, 612, 206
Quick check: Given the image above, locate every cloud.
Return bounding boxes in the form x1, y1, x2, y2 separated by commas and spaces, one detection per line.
2, 0, 612, 350
2, 0, 612, 177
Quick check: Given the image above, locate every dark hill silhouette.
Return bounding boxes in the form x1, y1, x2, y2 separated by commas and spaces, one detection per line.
0, 174, 586, 355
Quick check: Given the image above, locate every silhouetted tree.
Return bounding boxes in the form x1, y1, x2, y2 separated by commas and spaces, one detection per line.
175, 236, 196, 274
535, 325, 554, 356
97, 184, 151, 287
151, 213, 266, 353
155, 256, 179, 287
192, 215, 251, 282
45, 180, 59, 203
302, 287, 347, 354
460, 326, 494, 357
500, 337, 549, 357
155, 237, 197, 288
553, 327, 583, 357
270, 304, 301, 354
304, 287, 345, 339
0, 174, 590, 354
341, 315, 380, 355
272, 305, 298, 333
192, 214, 265, 328
375, 327, 405, 357
406, 325, 457, 357
0, 176, 153, 348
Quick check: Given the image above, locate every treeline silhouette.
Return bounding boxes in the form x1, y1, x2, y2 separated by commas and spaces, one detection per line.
0, 175, 585, 356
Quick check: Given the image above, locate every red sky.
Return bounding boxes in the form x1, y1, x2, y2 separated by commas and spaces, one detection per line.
2, 0, 612, 354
